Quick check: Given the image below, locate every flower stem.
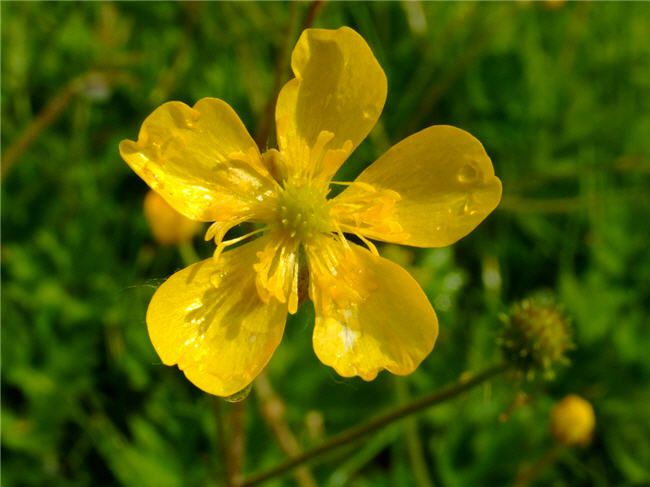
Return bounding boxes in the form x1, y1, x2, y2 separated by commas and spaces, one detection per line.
178, 241, 199, 266
254, 3, 299, 150
1, 70, 126, 181
514, 444, 562, 487
227, 401, 247, 486
254, 0, 325, 150
395, 378, 434, 487
255, 372, 317, 487
237, 363, 509, 486
213, 399, 230, 484
301, 1, 325, 31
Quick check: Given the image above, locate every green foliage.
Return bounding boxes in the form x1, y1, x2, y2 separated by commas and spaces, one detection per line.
2, 2, 649, 486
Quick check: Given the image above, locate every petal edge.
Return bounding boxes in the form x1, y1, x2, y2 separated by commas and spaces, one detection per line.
147, 239, 287, 396
275, 27, 387, 181
334, 125, 502, 247
308, 240, 438, 380
121, 98, 275, 222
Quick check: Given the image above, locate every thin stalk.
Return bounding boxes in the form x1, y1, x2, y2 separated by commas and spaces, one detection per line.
227, 401, 247, 486
238, 363, 508, 486
396, 379, 434, 487
178, 241, 200, 266
254, 3, 299, 150
254, 0, 325, 150
2, 81, 76, 179
255, 373, 317, 487
1, 70, 124, 180
400, 8, 507, 139
213, 399, 231, 485
301, 1, 325, 32
514, 444, 562, 487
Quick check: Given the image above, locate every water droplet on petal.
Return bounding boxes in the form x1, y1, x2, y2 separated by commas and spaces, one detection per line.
223, 383, 252, 403
185, 300, 203, 313
210, 272, 225, 288
362, 104, 380, 120
458, 162, 480, 184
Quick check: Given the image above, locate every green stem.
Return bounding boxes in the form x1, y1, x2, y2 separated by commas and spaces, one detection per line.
1, 70, 124, 180
254, 2, 299, 150
514, 444, 562, 487
253, 0, 324, 150
254, 373, 317, 487
237, 363, 508, 486
227, 401, 247, 486
213, 399, 230, 485
178, 241, 199, 266
396, 379, 434, 487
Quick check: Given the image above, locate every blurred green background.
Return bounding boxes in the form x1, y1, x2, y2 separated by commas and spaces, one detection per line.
2, 2, 650, 486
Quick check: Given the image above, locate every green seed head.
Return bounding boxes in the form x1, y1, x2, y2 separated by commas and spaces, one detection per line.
498, 293, 573, 380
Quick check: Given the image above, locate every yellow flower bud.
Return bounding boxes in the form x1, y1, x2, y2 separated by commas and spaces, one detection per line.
550, 394, 595, 447
143, 190, 202, 245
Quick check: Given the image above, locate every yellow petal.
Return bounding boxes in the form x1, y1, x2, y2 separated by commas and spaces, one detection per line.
332, 125, 502, 247
120, 98, 277, 222
307, 239, 438, 380
276, 27, 387, 181
146, 239, 287, 396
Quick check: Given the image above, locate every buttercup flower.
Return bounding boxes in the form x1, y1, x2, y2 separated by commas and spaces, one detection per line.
120, 27, 502, 396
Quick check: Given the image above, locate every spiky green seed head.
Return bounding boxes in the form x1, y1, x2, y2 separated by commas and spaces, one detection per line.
498, 293, 573, 380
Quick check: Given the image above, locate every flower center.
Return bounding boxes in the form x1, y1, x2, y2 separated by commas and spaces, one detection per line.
276, 183, 332, 242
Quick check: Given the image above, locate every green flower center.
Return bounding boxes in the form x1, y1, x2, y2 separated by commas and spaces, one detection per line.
276, 183, 332, 241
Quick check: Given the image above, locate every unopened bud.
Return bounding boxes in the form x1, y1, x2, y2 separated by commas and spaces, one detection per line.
143, 190, 201, 245
550, 394, 595, 446
498, 293, 572, 379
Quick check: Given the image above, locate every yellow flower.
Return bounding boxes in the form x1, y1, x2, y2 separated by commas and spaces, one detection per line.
120, 27, 502, 397
143, 190, 202, 245
550, 394, 596, 446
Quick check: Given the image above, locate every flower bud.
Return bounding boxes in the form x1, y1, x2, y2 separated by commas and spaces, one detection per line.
143, 190, 201, 245
498, 293, 572, 379
550, 394, 595, 446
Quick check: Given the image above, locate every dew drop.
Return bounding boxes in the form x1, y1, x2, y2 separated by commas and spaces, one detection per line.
185, 300, 203, 313
462, 196, 480, 216
210, 272, 225, 288
456, 196, 479, 217
189, 317, 205, 328
223, 383, 252, 403
458, 162, 480, 184
362, 104, 379, 120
